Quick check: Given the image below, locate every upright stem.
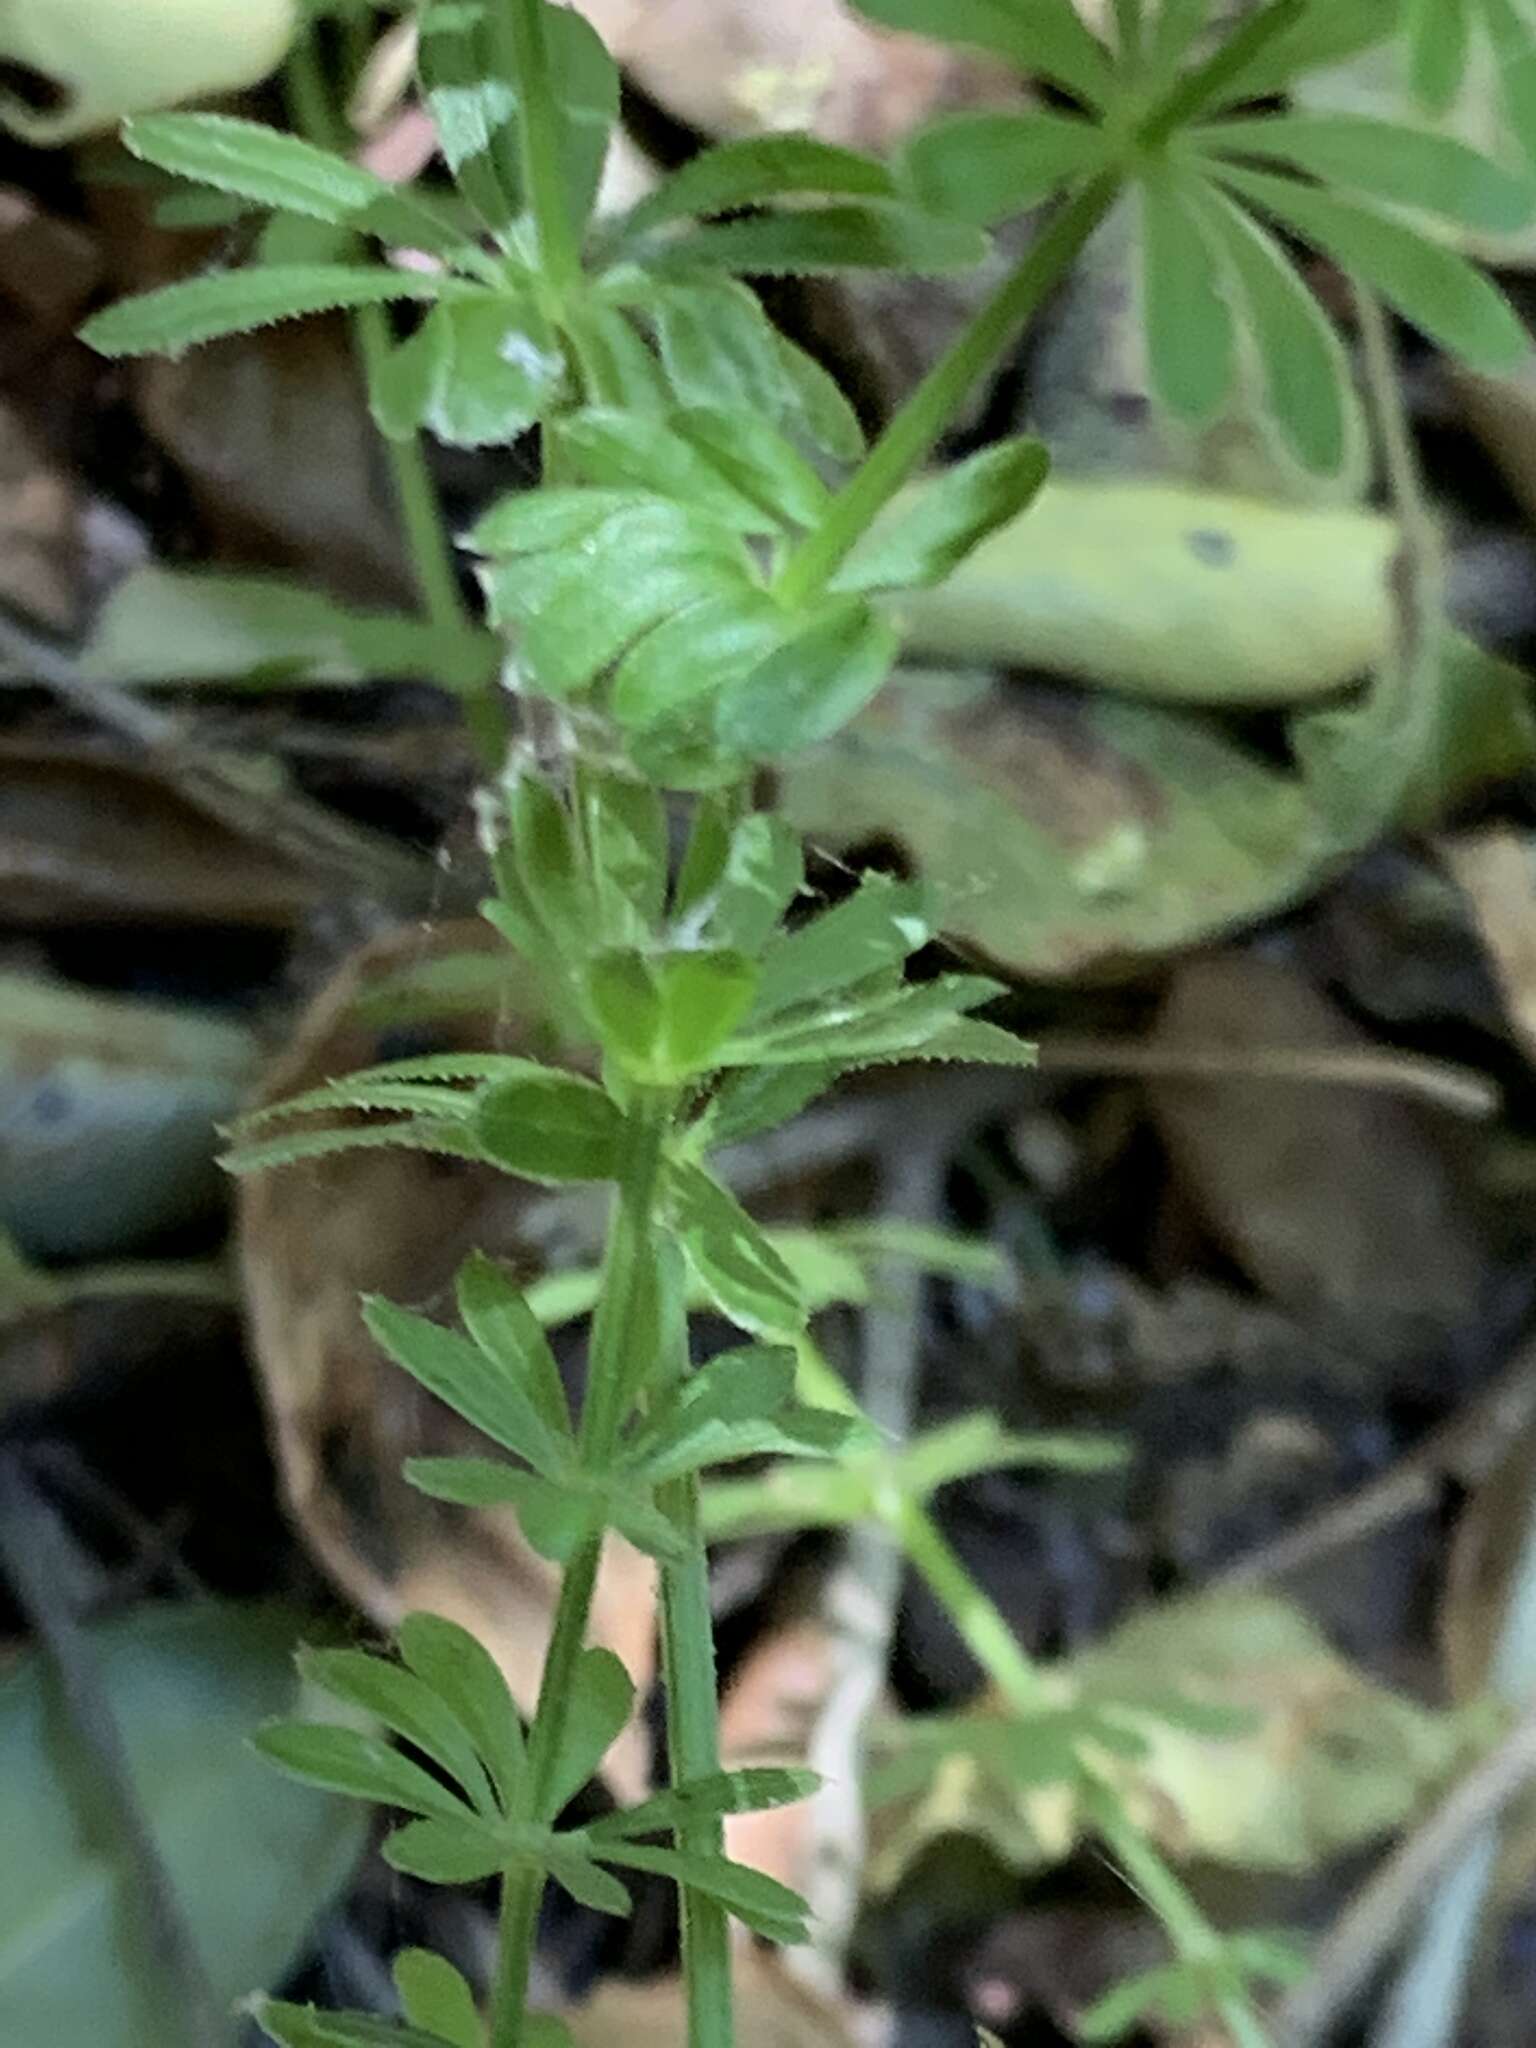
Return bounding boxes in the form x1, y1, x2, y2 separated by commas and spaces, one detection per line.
773, 174, 1121, 609
487, 1100, 672, 2048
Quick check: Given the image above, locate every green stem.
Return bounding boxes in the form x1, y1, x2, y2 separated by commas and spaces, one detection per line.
773, 174, 1121, 609
284, 28, 501, 761
659, 1476, 735, 2048
1136, 0, 1305, 147
886, 1496, 1048, 1717
507, 0, 582, 298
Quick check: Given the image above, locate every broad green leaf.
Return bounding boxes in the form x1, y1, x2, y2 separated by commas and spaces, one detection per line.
698, 812, 806, 955
624, 135, 896, 238
666, 1161, 806, 1339
634, 1346, 799, 1450
902, 111, 1107, 227
652, 205, 989, 277
254, 1720, 471, 1822
705, 1061, 843, 1145
469, 486, 649, 557
544, 1649, 637, 1818
610, 590, 790, 731
716, 598, 899, 755
643, 278, 804, 419
296, 1646, 497, 1814
772, 330, 866, 459
836, 437, 1049, 593
369, 314, 444, 440
669, 407, 832, 530
588, 948, 759, 1082
0, 1605, 363, 2048
411, 296, 568, 446
506, 774, 592, 948
393, 1949, 482, 2048
80, 265, 442, 358
563, 299, 672, 411
1407, 0, 1471, 111
397, 1612, 526, 1813
577, 763, 669, 932
750, 874, 930, 1023
1195, 111, 1536, 233
1213, 161, 1530, 371
473, 1068, 626, 1182
849, 0, 1116, 102
1188, 181, 1350, 474
456, 1251, 571, 1442
595, 1843, 808, 1942
250, 1999, 452, 2048
1140, 165, 1234, 424
79, 565, 497, 694
381, 1814, 513, 1884
589, 1767, 819, 1841
363, 1296, 572, 1475
554, 408, 785, 532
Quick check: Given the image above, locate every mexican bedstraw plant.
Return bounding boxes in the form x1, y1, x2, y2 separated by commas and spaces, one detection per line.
78, 2, 1536, 2045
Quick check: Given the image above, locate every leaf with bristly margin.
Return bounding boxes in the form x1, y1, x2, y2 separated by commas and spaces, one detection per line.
589, 1767, 820, 1841
248, 1998, 454, 2048
1186, 180, 1348, 475
123, 112, 468, 257
594, 1842, 809, 1942
221, 1117, 488, 1176
296, 1647, 497, 1814
621, 133, 897, 239
902, 110, 1107, 226
836, 438, 1049, 594
867, 1017, 1040, 1071
253, 1721, 472, 1822
651, 203, 988, 276
1210, 161, 1530, 372
670, 407, 832, 531
397, 1611, 526, 1812
716, 598, 899, 756
542, 1846, 634, 1915
736, 974, 1007, 1067
554, 408, 785, 532
1193, 112, 1535, 234
665, 1161, 807, 1340
80, 265, 443, 358
1140, 165, 1233, 427
705, 1061, 844, 1145
381, 1813, 514, 1884
749, 874, 930, 1024
363, 1296, 573, 1476
233, 1080, 479, 1127
544, 1649, 637, 1818
230, 1054, 538, 1131
473, 1068, 628, 1182
393, 1949, 482, 2048
850, 0, 1115, 102
382, 295, 568, 447
457, 1250, 572, 1441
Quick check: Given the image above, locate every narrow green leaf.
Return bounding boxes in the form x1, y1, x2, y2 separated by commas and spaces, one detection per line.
835, 437, 1049, 593
589, 1767, 819, 1840
507, 774, 592, 948
666, 1161, 807, 1339
1188, 180, 1348, 473
644, 278, 798, 418
1140, 165, 1234, 425
774, 332, 866, 460
670, 407, 832, 530
456, 1251, 571, 1441
902, 111, 1107, 227
397, 1611, 526, 1813
700, 812, 807, 955
1195, 112, 1535, 233
742, 972, 1005, 1067
393, 1949, 482, 2048
750, 874, 930, 1023
253, 1721, 470, 1822
81, 265, 442, 358
363, 1296, 572, 1475
544, 1847, 634, 1916
623, 134, 897, 239
652, 205, 989, 277
1150, 0, 1213, 78
415, 295, 568, 446
249, 1999, 451, 2048
469, 486, 651, 557
705, 1062, 843, 1145
1198, 0, 1398, 105
296, 1647, 497, 1815
125, 113, 382, 221
1406, 0, 1471, 111
577, 762, 670, 931
543, 1648, 636, 1818
610, 590, 790, 731
555, 408, 785, 532
1212, 160, 1531, 372
654, 949, 761, 1077
230, 1054, 533, 1130
849, 0, 1116, 103
716, 598, 899, 755
474, 1068, 627, 1182
222, 1118, 488, 1176
1485, 0, 1536, 174
595, 1842, 808, 1942
382, 1813, 512, 1884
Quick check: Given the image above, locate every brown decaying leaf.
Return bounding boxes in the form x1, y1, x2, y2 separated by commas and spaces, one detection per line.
0, 739, 321, 926
1147, 952, 1491, 1351
236, 922, 656, 1801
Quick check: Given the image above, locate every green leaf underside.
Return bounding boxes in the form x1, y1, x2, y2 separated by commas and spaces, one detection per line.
1142, 166, 1234, 426
363, 1295, 571, 1475
650, 205, 989, 276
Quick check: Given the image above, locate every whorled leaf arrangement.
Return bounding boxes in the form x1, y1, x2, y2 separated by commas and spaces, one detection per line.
77, 3, 1536, 2047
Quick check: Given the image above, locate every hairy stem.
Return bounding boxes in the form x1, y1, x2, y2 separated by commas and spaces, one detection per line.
774, 174, 1120, 608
